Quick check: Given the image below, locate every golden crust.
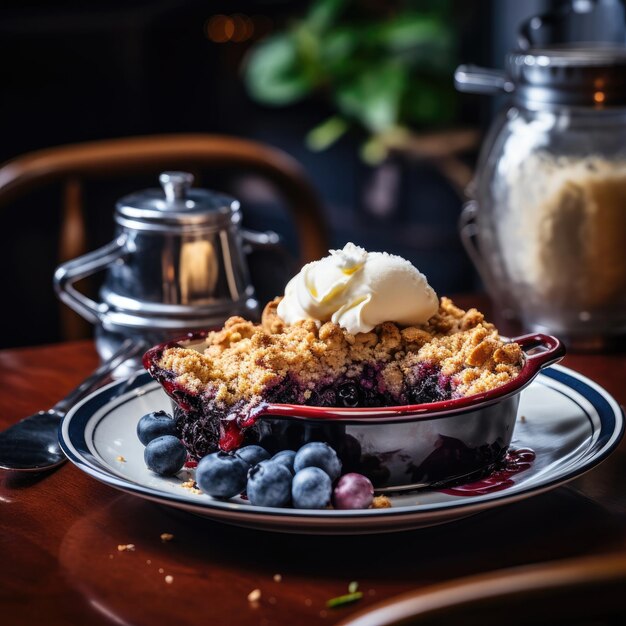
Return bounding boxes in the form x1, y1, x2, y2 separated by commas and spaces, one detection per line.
157, 297, 523, 406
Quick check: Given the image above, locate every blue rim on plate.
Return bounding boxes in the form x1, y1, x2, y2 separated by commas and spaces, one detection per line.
59, 364, 624, 533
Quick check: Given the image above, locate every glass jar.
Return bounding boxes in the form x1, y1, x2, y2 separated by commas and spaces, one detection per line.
456, 47, 626, 349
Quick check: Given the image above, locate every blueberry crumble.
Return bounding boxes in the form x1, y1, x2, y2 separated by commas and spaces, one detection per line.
144, 296, 523, 456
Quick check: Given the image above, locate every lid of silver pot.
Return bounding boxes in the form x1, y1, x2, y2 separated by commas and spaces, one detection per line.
115, 171, 241, 229
506, 44, 626, 107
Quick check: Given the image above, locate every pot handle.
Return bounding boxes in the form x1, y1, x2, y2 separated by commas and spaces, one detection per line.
514, 333, 566, 375
240, 228, 281, 251
459, 201, 522, 320
53, 234, 128, 324
454, 65, 514, 95
241, 228, 298, 274
459, 201, 498, 293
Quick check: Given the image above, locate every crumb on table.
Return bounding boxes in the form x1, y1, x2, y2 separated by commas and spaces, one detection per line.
116, 455, 126, 462
248, 589, 262, 603
117, 543, 135, 552
160, 533, 174, 542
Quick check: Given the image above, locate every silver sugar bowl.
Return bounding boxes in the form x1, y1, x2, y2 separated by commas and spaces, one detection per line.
54, 171, 279, 373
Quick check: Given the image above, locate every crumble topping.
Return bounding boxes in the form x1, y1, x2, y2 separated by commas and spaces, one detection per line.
156, 297, 522, 408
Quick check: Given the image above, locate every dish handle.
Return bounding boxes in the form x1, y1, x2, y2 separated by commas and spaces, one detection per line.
515, 333, 566, 377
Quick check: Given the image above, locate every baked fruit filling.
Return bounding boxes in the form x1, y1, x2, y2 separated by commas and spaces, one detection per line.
145, 297, 523, 457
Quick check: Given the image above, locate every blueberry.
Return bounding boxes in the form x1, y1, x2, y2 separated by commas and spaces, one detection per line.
196, 451, 249, 498
312, 387, 337, 406
144, 435, 186, 476
409, 375, 441, 404
294, 442, 342, 481
408, 364, 450, 404
137, 410, 177, 445
271, 449, 297, 474
338, 383, 360, 408
333, 473, 374, 509
292, 467, 332, 509
235, 445, 270, 467
246, 461, 293, 507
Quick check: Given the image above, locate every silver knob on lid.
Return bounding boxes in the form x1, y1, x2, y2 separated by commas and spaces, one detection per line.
159, 171, 195, 203
116, 171, 239, 228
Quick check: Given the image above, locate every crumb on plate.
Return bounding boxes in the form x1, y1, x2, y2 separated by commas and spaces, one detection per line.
181, 479, 202, 495
371, 495, 392, 509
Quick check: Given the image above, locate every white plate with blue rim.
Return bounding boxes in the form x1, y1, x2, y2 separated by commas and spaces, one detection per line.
59, 364, 623, 534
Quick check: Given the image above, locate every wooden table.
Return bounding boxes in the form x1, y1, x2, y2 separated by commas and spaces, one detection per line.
1, 301, 625, 626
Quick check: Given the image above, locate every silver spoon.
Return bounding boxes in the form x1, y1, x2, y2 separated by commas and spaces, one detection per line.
0, 339, 146, 472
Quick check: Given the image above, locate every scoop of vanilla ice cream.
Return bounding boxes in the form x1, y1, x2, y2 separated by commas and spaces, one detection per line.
276, 243, 439, 334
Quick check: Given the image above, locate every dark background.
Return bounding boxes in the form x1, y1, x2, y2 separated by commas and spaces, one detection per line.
0, 0, 548, 349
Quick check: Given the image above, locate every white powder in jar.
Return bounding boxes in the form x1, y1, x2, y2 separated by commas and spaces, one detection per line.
498, 152, 626, 311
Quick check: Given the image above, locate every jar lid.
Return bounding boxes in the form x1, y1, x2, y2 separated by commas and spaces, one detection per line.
115, 172, 240, 230
506, 45, 626, 107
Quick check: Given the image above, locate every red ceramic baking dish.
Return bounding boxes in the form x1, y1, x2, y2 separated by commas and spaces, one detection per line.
144, 333, 565, 492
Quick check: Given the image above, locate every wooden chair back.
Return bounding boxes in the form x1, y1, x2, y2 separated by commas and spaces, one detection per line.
337, 552, 626, 626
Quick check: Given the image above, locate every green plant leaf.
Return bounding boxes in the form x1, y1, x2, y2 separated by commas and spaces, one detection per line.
243, 33, 315, 106
360, 135, 389, 165
318, 27, 359, 70
373, 15, 454, 70
242, 0, 460, 159
404, 80, 456, 125
306, 0, 348, 33
306, 115, 349, 151
335, 63, 407, 133
378, 15, 448, 49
